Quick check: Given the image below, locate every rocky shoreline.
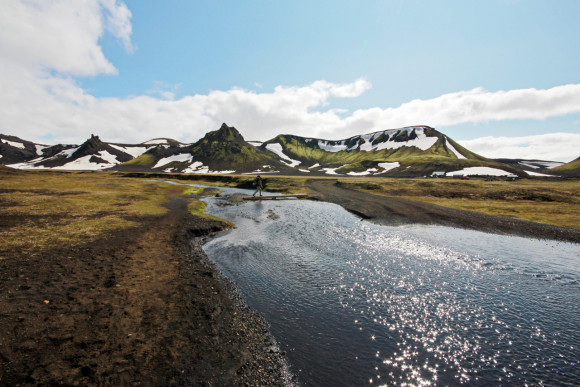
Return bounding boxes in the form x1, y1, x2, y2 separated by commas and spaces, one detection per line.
0, 195, 292, 385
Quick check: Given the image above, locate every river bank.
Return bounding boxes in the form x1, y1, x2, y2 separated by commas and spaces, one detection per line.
307, 179, 580, 243
0, 194, 290, 385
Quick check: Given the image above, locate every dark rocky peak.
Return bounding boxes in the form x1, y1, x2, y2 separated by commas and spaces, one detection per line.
85, 134, 102, 147
72, 134, 105, 158
201, 123, 246, 144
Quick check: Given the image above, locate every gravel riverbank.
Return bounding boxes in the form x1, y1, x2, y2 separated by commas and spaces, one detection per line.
0, 195, 291, 385
307, 179, 580, 243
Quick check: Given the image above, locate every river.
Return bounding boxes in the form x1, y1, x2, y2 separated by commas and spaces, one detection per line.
200, 186, 579, 386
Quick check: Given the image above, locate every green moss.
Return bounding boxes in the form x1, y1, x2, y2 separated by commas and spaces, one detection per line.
188, 199, 207, 213
550, 158, 580, 177
182, 186, 204, 195
187, 197, 235, 225
263, 129, 518, 177
123, 153, 156, 167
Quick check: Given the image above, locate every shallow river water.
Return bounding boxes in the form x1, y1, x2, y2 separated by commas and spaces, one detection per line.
200, 186, 579, 386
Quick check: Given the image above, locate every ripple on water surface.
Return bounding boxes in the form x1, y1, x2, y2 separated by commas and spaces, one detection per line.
201, 188, 579, 386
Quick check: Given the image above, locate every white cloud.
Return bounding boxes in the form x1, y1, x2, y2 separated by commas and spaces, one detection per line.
344, 85, 580, 131
100, 0, 134, 53
0, 0, 132, 76
458, 133, 580, 163
0, 0, 579, 164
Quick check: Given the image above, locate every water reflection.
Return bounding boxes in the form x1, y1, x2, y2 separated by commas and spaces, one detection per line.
201, 186, 579, 386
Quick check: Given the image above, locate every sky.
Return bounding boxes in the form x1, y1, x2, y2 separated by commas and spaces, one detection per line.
1, 0, 579, 162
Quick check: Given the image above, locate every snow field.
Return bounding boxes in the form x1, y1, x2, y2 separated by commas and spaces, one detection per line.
445, 139, 466, 159
153, 153, 194, 169
265, 143, 302, 167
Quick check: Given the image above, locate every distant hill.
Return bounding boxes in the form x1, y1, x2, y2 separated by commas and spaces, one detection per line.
117, 123, 287, 173
0, 124, 567, 178
260, 126, 522, 177
183, 123, 286, 173
549, 157, 580, 178
0, 134, 47, 164
2, 134, 152, 171
494, 158, 565, 177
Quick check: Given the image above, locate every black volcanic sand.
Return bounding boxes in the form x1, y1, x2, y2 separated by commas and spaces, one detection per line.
307, 179, 580, 244
0, 195, 290, 385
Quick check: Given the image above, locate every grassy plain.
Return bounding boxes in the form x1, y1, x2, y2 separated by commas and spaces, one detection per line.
0, 169, 214, 259
2, 169, 578, 261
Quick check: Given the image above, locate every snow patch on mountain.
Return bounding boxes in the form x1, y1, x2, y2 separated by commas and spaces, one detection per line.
4, 140, 26, 149
347, 169, 379, 176
347, 161, 401, 176
519, 160, 563, 170
318, 141, 348, 152
265, 143, 301, 167
525, 170, 558, 177
109, 144, 149, 158
321, 165, 348, 175
316, 127, 438, 153
50, 151, 119, 170
182, 161, 204, 173
62, 147, 80, 158
447, 167, 514, 177
363, 127, 437, 152
377, 162, 401, 172
98, 151, 119, 164
52, 156, 105, 170
180, 161, 235, 174
153, 153, 194, 169
446, 139, 466, 159
35, 145, 47, 155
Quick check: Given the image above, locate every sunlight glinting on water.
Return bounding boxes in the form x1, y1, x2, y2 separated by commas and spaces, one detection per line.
200, 187, 580, 386
324, 228, 508, 384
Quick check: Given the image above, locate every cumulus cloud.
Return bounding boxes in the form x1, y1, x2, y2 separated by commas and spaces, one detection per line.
458, 133, 580, 163
0, 0, 579, 163
0, 0, 132, 76
350, 85, 580, 129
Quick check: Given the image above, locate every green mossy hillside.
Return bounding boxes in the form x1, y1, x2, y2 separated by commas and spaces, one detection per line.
549, 157, 580, 177
261, 128, 523, 176
187, 123, 286, 171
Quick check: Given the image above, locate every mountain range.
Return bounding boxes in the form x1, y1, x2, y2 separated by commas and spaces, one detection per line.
1, 124, 577, 177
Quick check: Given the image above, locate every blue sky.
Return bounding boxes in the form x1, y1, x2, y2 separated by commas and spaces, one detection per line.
1, 0, 579, 161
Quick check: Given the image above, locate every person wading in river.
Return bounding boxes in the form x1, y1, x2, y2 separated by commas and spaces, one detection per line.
252, 175, 264, 197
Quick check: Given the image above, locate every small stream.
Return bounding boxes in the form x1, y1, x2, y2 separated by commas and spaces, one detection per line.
198, 185, 579, 386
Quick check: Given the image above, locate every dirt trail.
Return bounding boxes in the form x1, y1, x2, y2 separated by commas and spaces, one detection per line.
306, 179, 580, 243
0, 195, 288, 385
